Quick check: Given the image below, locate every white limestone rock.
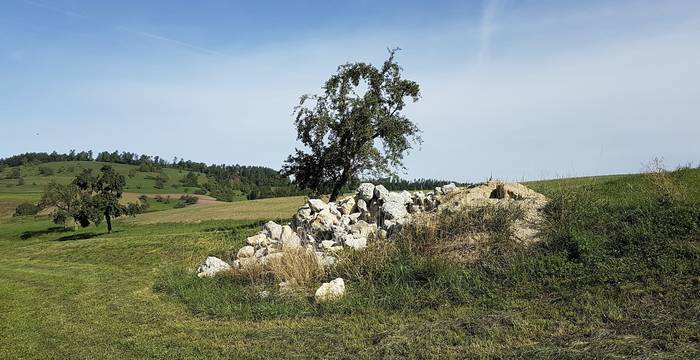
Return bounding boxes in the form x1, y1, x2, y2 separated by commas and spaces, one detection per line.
196, 256, 232, 278
246, 233, 268, 246
263, 221, 283, 240
314, 278, 345, 302
280, 225, 301, 249
382, 200, 408, 220
374, 185, 390, 201
356, 183, 375, 201
237, 245, 255, 258
308, 199, 328, 212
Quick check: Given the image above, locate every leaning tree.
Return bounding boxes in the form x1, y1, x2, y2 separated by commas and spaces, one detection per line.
282, 48, 422, 201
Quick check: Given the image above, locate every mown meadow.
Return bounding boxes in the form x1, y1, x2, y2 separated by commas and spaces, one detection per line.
1, 169, 698, 359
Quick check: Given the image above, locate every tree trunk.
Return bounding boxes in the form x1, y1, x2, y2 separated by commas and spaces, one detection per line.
105, 210, 112, 233
330, 165, 351, 202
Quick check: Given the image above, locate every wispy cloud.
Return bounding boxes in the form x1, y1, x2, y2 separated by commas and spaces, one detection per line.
477, 0, 505, 63
20, 0, 88, 19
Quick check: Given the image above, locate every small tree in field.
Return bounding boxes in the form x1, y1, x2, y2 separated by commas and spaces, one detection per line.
282, 48, 421, 201
72, 165, 128, 233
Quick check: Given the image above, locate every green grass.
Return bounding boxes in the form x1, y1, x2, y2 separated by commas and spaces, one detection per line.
1, 169, 699, 358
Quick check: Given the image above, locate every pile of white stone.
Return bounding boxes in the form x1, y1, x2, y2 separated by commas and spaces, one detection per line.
195, 181, 548, 301
196, 183, 457, 277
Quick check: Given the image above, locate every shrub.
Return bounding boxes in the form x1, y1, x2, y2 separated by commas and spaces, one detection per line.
193, 188, 207, 195
7, 167, 21, 179
13, 202, 39, 216
38, 166, 55, 176
179, 194, 198, 205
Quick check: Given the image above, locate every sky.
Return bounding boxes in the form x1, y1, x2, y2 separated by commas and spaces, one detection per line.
1, 0, 699, 182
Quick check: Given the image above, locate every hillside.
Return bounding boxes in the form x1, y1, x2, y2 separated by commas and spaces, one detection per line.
0, 168, 698, 358
0, 161, 222, 218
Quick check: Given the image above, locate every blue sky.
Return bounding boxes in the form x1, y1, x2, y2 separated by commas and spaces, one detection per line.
1, 0, 699, 182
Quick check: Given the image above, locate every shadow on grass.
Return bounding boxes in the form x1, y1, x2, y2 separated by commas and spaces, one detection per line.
55, 232, 106, 241
20, 226, 73, 240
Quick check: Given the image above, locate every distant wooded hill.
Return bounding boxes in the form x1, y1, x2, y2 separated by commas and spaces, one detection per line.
0, 151, 465, 200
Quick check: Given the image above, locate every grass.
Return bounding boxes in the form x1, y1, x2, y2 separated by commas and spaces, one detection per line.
127, 195, 306, 224
0, 161, 208, 203
1, 169, 699, 358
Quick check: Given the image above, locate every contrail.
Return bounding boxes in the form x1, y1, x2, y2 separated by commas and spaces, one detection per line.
477, 0, 505, 63
129, 30, 231, 58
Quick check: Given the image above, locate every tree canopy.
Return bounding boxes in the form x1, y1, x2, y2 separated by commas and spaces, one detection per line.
41, 165, 139, 232
282, 48, 422, 201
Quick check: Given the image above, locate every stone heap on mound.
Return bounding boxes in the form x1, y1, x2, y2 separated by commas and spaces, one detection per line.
197, 183, 457, 277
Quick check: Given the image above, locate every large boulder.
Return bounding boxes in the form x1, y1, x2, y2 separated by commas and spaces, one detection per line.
314, 278, 346, 302
308, 199, 328, 212
280, 225, 301, 249
196, 256, 232, 278
382, 200, 408, 220
356, 183, 375, 201
374, 185, 390, 201
263, 221, 283, 240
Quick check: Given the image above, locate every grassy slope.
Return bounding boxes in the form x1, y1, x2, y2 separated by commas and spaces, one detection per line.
0, 170, 698, 359
0, 160, 208, 200
0, 161, 214, 218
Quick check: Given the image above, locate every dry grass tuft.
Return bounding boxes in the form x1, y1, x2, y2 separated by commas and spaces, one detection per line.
266, 247, 326, 292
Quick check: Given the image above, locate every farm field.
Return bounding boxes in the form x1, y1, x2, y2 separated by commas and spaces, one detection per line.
0, 169, 698, 359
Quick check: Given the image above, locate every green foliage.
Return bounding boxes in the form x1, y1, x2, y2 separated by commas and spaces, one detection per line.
283, 48, 422, 200
174, 194, 199, 208
13, 202, 39, 217
6, 167, 21, 179
38, 166, 54, 176
180, 171, 199, 187
39, 181, 81, 226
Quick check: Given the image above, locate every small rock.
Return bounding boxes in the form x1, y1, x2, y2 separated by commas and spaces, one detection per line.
400, 190, 413, 205
356, 199, 368, 212
343, 235, 367, 250
237, 245, 255, 258
321, 240, 337, 250
442, 183, 458, 194
246, 233, 268, 246
338, 197, 356, 215
314, 278, 345, 302
254, 247, 267, 258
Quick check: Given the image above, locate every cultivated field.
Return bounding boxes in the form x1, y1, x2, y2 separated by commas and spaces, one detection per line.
0, 169, 698, 358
